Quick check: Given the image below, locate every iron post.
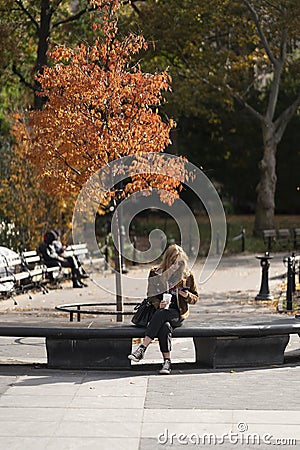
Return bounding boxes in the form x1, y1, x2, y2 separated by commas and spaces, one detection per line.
286, 256, 294, 311
255, 252, 274, 301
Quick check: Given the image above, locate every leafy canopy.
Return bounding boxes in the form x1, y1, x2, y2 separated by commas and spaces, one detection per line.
28, 0, 184, 204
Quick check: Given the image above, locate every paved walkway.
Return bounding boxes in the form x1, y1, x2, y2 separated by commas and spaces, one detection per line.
0, 254, 299, 449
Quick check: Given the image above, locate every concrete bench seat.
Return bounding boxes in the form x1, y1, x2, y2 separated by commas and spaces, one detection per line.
0, 317, 299, 370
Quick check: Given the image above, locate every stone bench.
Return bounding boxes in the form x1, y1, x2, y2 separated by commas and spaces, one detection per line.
0, 317, 299, 369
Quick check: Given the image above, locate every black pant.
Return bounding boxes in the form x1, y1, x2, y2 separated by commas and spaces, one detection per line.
60, 256, 81, 281
145, 308, 182, 353
46, 256, 79, 281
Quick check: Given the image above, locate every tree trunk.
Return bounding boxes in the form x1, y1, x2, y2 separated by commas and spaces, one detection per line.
34, 0, 51, 110
254, 123, 277, 236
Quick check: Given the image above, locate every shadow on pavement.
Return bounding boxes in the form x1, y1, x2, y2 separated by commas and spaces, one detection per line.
1, 354, 300, 387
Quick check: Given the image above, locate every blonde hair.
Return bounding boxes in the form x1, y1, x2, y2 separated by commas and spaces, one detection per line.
159, 244, 189, 280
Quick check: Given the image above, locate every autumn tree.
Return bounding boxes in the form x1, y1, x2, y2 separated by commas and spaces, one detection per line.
0, 114, 76, 250
0, 0, 105, 248
27, 0, 183, 317
125, 0, 300, 233
0, 113, 74, 250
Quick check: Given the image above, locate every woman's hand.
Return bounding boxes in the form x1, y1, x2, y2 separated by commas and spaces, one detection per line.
160, 299, 169, 309
179, 288, 189, 298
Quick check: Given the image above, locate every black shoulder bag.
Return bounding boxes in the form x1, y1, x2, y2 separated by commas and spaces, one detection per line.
131, 299, 155, 327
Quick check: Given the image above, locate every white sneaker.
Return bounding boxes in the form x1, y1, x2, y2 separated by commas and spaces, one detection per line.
159, 359, 171, 375
128, 345, 146, 362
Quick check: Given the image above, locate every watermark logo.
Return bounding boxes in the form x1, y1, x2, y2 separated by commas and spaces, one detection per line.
157, 424, 298, 446
72, 152, 226, 297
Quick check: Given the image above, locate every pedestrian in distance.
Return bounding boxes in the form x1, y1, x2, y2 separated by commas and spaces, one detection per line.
128, 244, 198, 374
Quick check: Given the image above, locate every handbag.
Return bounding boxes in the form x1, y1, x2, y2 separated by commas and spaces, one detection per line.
131, 299, 155, 327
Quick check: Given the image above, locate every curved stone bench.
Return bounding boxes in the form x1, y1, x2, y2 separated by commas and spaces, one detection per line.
0, 317, 299, 369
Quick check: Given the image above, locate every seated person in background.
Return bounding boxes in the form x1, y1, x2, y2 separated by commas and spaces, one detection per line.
52, 230, 88, 279
38, 230, 86, 289
52, 229, 66, 256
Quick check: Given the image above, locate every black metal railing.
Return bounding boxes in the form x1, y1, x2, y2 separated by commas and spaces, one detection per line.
55, 302, 138, 322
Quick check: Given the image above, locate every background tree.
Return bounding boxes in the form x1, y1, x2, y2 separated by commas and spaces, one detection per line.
0, 0, 102, 247
0, 113, 74, 250
123, 0, 300, 233
0, 0, 101, 110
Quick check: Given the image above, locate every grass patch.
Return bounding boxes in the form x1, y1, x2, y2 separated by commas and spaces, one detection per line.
225, 215, 299, 254
97, 214, 299, 259
133, 214, 300, 256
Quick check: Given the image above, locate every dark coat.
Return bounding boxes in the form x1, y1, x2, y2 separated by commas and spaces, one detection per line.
147, 267, 198, 320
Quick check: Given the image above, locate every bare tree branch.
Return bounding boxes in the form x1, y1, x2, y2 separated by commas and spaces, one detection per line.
123, 0, 146, 15
274, 93, 300, 143
264, 0, 282, 12
122, 0, 144, 16
52, 148, 82, 176
266, 62, 284, 122
227, 86, 264, 123
241, 81, 255, 98
279, 7, 287, 61
129, 2, 141, 15
52, 5, 93, 28
243, 0, 278, 67
15, 0, 39, 31
12, 64, 34, 91
51, 0, 64, 14
265, 6, 287, 122
243, 2, 287, 123
171, 39, 264, 123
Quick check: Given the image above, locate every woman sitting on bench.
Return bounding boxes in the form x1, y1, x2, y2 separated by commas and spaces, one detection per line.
128, 244, 198, 374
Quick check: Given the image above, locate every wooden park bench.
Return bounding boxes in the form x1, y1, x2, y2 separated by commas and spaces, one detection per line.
64, 243, 105, 274
0, 253, 31, 298
0, 316, 299, 369
277, 228, 291, 249
1, 242, 104, 299
262, 229, 276, 252
21, 250, 50, 294
293, 228, 300, 250
263, 228, 300, 252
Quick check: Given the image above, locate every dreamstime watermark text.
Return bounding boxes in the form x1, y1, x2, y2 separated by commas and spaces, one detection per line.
157, 424, 297, 446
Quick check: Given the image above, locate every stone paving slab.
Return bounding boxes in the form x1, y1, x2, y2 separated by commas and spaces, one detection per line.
141, 421, 300, 440
140, 439, 298, 450
0, 365, 299, 449
0, 437, 53, 450
144, 366, 300, 410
